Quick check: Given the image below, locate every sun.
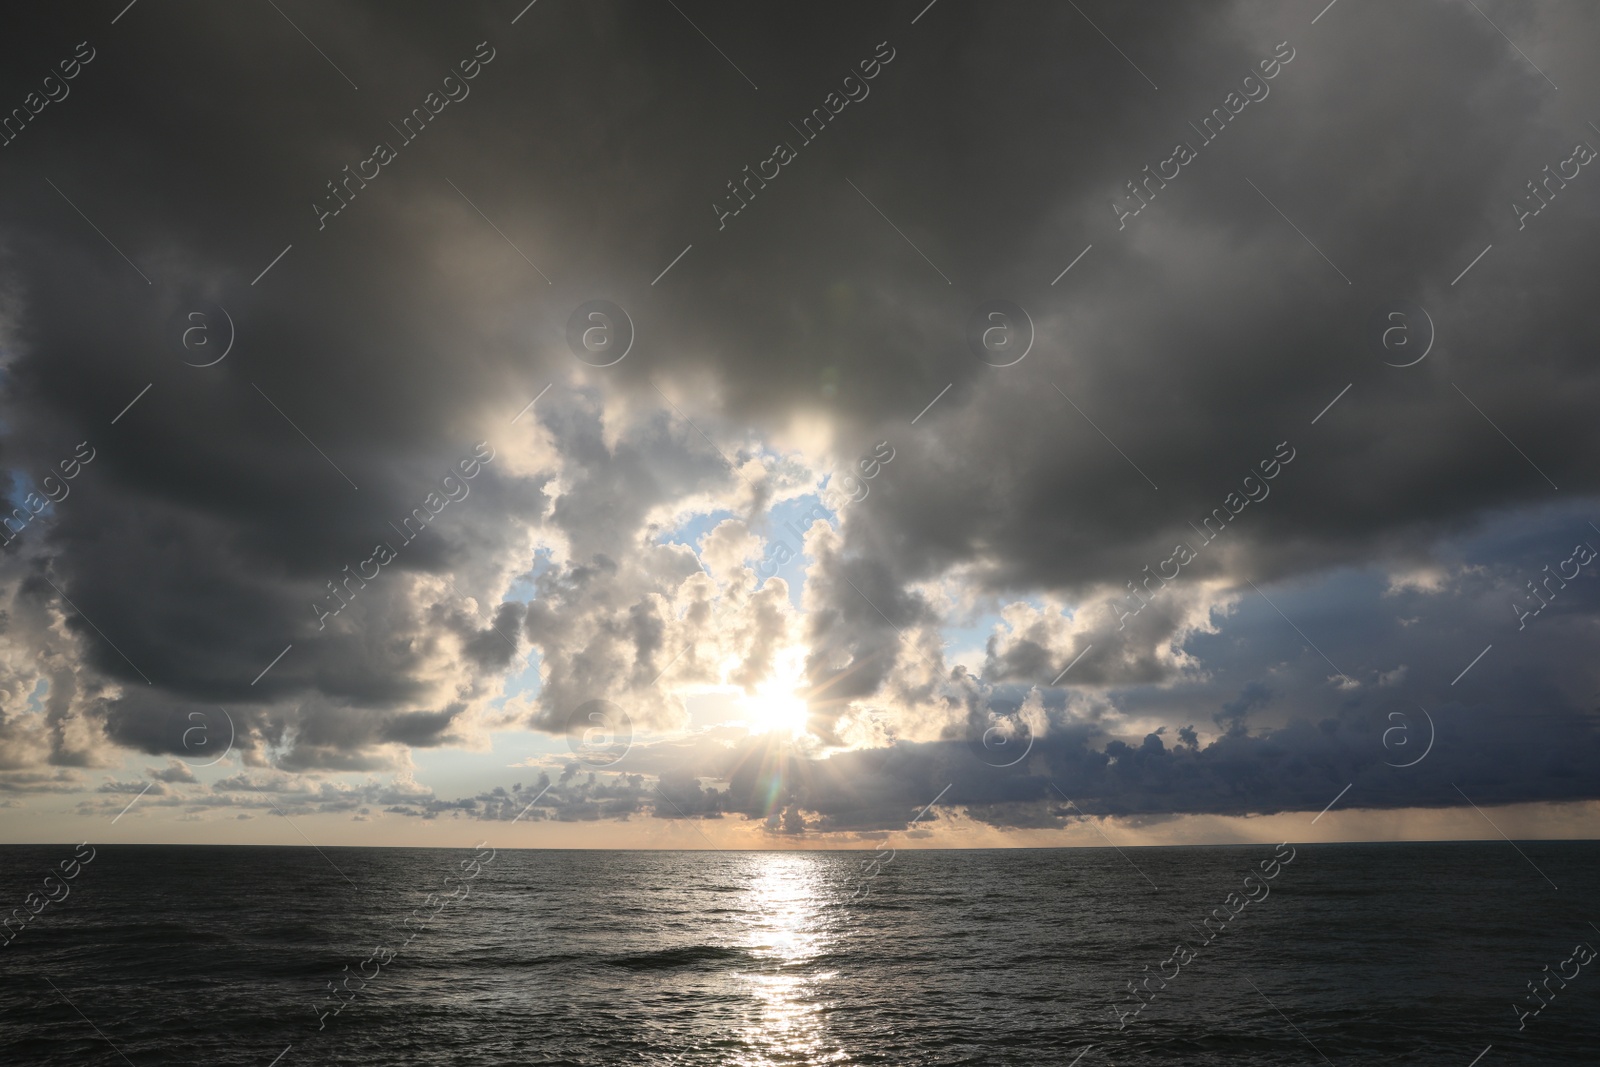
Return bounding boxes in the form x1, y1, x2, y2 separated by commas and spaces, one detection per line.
738, 681, 811, 739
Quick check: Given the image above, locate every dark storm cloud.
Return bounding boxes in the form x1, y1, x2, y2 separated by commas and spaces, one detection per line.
624, 672, 1600, 831
163, 767, 654, 824
0, 0, 1597, 823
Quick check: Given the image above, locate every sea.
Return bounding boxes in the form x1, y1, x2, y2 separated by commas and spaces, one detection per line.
1, 842, 1596, 1065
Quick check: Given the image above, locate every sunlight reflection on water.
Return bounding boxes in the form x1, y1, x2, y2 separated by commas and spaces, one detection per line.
733, 853, 848, 1066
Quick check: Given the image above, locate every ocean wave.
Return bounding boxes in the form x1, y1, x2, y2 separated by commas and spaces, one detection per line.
603, 945, 749, 970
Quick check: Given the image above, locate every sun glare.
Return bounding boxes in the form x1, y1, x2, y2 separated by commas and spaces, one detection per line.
739, 682, 811, 738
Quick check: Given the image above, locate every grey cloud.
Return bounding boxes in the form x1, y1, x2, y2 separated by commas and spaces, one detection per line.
0, 0, 1596, 832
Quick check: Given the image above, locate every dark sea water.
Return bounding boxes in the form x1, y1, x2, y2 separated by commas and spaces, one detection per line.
1, 842, 1597, 1065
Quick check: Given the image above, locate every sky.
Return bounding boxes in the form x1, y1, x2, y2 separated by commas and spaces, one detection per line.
1, 0, 1598, 849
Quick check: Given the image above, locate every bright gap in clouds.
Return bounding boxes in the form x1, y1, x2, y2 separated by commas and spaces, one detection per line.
695, 641, 813, 740
738, 685, 811, 739
735, 649, 814, 740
